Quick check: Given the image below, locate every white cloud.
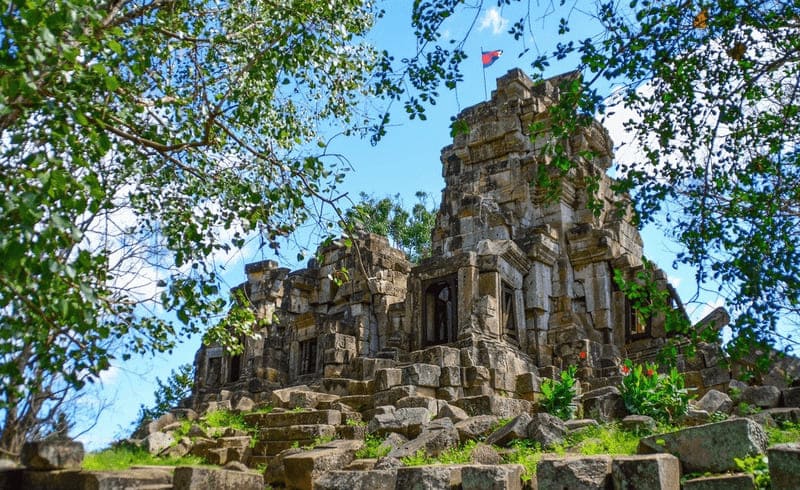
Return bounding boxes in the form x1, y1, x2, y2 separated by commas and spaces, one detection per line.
688, 297, 726, 324
667, 274, 682, 288
479, 7, 508, 35
98, 364, 121, 385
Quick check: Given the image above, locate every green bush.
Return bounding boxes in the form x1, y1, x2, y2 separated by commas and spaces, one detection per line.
355, 433, 391, 459
734, 454, 770, 490
619, 360, 689, 423
540, 365, 578, 420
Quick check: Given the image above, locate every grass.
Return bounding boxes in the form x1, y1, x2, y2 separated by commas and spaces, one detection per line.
504, 440, 545, 482
400, 440, 478, 466
355, 433, 391, 459
82, 443, 205, 471
565, 423, 641, 456
767, 421, 800, 445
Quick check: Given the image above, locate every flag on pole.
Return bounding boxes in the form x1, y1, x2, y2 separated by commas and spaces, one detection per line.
481, 49, 503, 68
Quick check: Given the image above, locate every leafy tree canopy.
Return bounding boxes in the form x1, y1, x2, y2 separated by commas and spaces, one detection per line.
0, 0, 461, 456
345, 191, 437, 263
135, 363, 194, 429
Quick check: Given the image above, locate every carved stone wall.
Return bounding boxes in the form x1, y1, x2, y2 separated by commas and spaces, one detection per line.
192, 69, 730, 405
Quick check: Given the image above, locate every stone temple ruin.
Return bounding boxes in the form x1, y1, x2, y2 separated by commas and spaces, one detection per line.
192, 68, 731, 406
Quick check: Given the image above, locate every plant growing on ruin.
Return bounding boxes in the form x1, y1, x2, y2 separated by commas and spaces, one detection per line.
566, 423, 640, 456
345, 191, 437, 263
734, 455, 770, 490
82, 441, 205, 471
619, 360, 689, 424
355, 433, 391, 459
504, 440, 545, 482
540, 365, 578, 420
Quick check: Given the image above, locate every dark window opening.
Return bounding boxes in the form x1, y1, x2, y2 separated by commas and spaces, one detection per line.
424, 278, 457, 345
501, 282, 518, 345
208, 357, 222, 386
299, 339, 317, 375
229, 354, 242, 382
625, 297, 652, 341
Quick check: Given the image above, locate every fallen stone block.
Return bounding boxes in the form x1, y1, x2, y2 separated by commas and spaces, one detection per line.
396, 395, 440, 414
768, 442, 800, 490
395, 464, 463, 490
469, 443, 501, 465
740, 385, 781, 409
782, 387, 800, 407
461, 464, 523, 490
537, 455, 612, 490
313, 469, 397, 490
244, 409, 341, 428
581, 386, 626, 423
681, 472, 755, 489
455, 415, 500, 443
452, 395, 531, 418
694, 389, 733, 414
289, 391, 341, 410
526, 412, 567, 449
270, 385, 311, 407
638, 418, 767, 473
437, 403, 469, 422
21, 440, 85, 470
367, 407, 431, 438
611, 454, 680, 490
173, 466, 264, 490
485, 413, 531, 447
387, 418, 459, 459
621, 415, 656, 433
283, 440, 363, 490
260, 424, 337, 442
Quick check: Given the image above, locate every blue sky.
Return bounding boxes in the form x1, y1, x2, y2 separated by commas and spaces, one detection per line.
76, 2, 724, 449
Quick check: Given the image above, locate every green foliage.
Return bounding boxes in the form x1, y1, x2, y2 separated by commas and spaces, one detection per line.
203, 409, 247, 431
619, 360, 689, 424
504, 440, 545, 482
435, 440, 478, 465
767, 421, 800, 445
400, 449, 430, 466
202, 290, 258, 355
135, 364, 194, 429
355, 433, 391, 459
82, 442, 205, 470
566, 423, 641, 456
305, 435, 335, 449
345, 192, 437, 263
734, 454, 770, 490
540, 365, 578, 420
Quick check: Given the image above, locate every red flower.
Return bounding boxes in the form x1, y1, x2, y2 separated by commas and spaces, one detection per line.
646, 368, 655, 376
579, 351, 587, 360
620, 365, 631, 376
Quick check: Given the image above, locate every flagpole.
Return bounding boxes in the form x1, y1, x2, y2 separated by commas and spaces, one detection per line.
481, 46, 488, 100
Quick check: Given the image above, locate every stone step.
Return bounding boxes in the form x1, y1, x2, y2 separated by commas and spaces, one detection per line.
259, 424, 336, 442
243, 409, 341, 428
